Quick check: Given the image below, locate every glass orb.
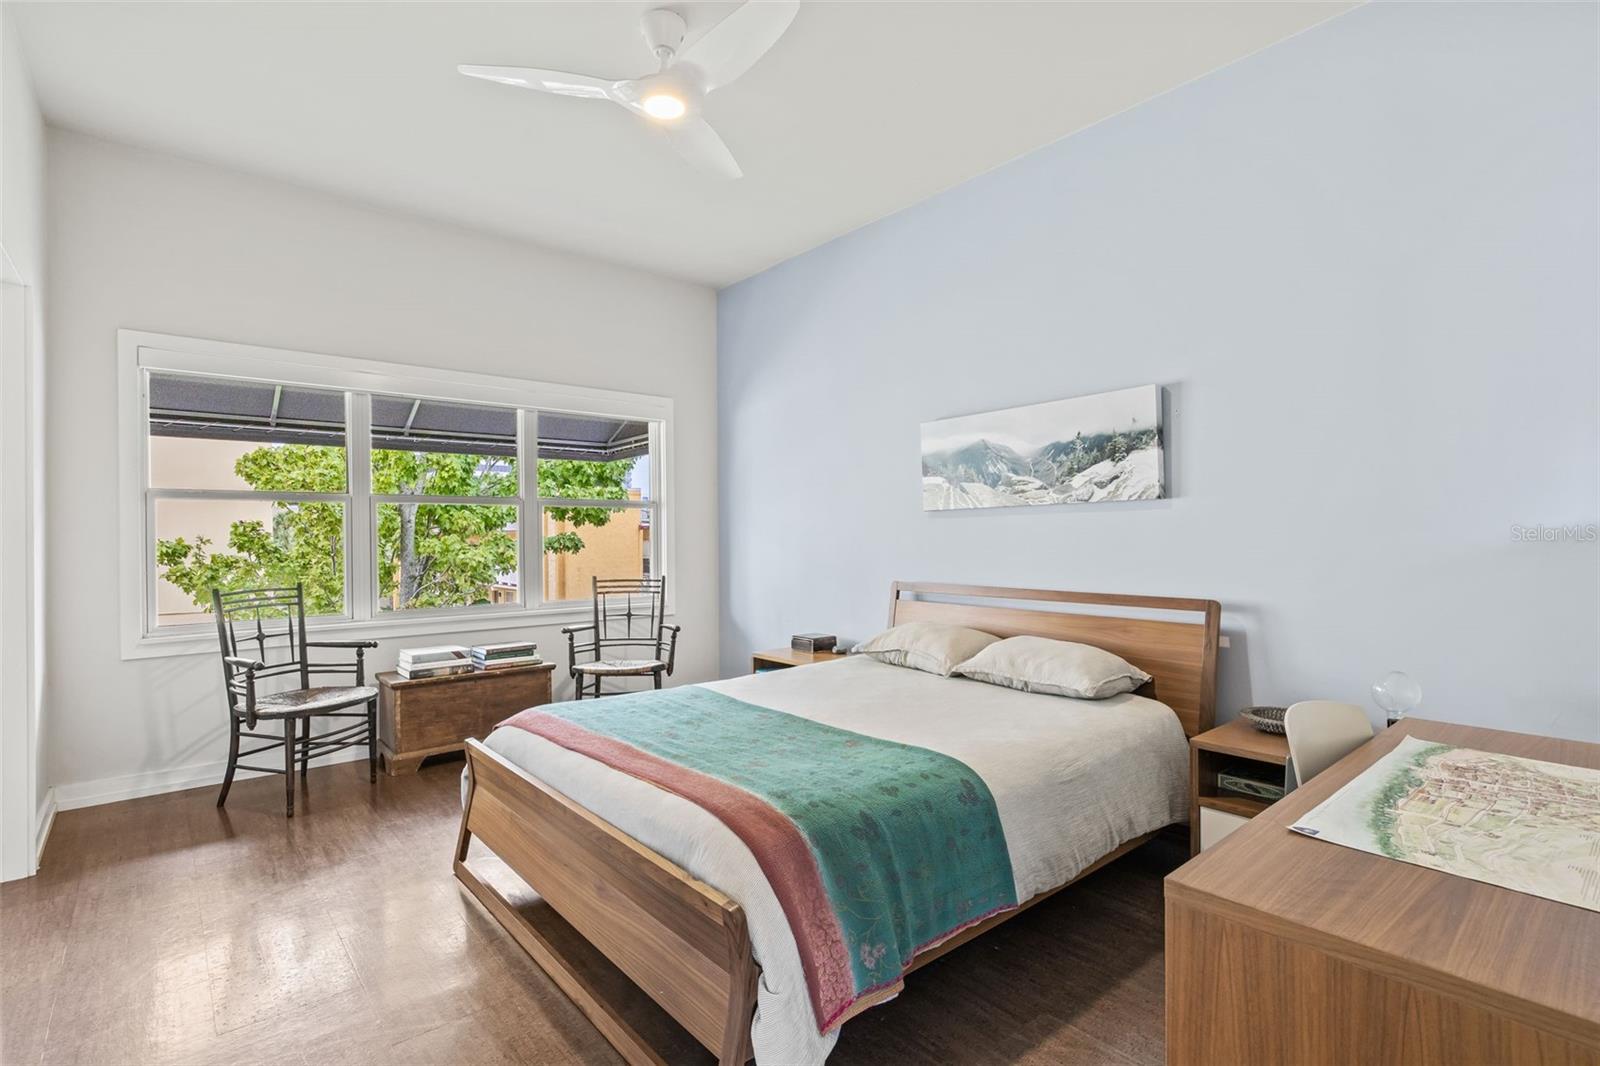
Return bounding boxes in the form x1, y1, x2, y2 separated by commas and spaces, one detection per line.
1372, 671, 1422, 718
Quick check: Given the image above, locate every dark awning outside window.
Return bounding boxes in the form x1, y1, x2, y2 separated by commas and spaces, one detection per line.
371, 394, 516, 457
148, 373, 649, 461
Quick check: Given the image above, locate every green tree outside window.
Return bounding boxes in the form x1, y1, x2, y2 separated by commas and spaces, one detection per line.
156, 444, 636, 614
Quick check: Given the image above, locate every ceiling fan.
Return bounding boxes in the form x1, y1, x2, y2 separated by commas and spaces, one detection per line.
459, 2, 800, 180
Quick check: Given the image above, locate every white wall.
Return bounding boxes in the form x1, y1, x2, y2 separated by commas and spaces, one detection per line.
46, 129, 718, 807
718, 2, 1599, 742
1, 5, 50, 879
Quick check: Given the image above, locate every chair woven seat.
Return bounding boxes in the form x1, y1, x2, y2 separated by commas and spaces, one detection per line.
250, 685, 379, 717
563, 577, 680, 699
576, 659, 666, 677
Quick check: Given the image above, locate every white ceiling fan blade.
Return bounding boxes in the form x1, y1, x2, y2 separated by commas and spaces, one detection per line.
676, 0, 799, 93
609, 80, 651, 119
458, 65, 616, 101
664, 118, 742, 179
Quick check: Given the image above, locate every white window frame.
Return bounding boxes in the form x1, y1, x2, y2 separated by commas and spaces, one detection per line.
118, 330, 674, 660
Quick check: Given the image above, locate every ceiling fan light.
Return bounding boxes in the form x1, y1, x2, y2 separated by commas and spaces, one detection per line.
641, 93, 687, 120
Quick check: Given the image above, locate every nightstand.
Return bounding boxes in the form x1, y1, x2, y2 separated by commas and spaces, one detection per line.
750, 647, 847, 673
1188, 718, 1291, 855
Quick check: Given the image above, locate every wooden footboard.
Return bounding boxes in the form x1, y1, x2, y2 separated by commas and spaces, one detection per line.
454, 739, 760, 1066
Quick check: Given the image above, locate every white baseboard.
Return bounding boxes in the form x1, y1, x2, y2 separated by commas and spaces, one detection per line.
32, 788, 55, 867
53, 746, 369, 812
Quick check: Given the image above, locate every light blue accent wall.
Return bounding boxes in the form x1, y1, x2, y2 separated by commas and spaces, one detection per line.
717, 2, 1598, 741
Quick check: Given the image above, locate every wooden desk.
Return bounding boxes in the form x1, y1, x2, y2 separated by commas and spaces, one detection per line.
749, 647, 848, 672
1165, 719, 1600, 1065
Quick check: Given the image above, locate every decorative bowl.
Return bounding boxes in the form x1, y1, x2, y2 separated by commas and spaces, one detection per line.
1239, 705, 1289, 735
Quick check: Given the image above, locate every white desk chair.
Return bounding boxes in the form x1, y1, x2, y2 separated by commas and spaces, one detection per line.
1284, 700, 1374, 785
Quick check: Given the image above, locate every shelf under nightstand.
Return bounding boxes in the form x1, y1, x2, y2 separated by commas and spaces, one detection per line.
1189, 718, 1291, 855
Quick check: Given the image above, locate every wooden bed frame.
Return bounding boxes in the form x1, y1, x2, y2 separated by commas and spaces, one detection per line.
454, 583, 1221, 1065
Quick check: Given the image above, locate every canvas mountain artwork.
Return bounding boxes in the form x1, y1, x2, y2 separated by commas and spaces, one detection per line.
921, 385, 1164, 510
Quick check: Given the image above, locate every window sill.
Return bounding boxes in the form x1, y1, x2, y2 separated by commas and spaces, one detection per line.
121, 603, 652, 661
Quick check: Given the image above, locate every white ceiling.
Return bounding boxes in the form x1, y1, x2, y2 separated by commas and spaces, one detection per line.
12, 1, 1353, 287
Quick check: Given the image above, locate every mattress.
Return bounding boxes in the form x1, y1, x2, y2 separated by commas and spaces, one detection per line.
478, 654, 1190, 1065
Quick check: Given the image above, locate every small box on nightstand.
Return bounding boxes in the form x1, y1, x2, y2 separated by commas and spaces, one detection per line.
790, 633, 837, 653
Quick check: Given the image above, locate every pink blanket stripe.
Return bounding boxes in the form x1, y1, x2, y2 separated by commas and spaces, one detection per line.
500, 709, 857, 1030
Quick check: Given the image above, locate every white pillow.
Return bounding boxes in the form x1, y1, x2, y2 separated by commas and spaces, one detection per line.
855, 622, 1001, 677
954, 635, 1152, 700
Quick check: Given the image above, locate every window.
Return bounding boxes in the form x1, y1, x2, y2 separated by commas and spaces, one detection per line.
536, 413, 654, 603
371, 396, 521, 612
147, 372, 350, 628
122, 332, 671, 656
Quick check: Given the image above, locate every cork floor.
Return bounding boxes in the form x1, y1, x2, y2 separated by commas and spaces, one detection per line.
1, 757, 1179, 1065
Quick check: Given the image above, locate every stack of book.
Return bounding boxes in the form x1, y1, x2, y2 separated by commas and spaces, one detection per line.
470, 641, 541, 671
396, 645, 471, 680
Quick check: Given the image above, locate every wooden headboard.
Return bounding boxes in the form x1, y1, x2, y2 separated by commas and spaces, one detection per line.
888, 582, 1222, 737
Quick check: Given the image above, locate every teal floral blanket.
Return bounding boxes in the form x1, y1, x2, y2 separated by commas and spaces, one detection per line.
502, 685, 1017, 1031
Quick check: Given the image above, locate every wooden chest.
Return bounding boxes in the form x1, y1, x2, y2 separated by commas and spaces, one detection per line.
376, 662, 555, 775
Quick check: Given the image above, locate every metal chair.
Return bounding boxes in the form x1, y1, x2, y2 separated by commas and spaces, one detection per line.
562, 577, 680, 698
212, 584, 379, 816
1284, 700, 1375, 785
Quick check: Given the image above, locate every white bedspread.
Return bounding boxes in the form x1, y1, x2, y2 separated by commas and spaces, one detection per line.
478, 655, 1189, 1065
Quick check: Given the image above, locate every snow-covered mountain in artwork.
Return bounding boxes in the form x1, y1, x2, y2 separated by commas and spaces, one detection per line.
921, 385, 1164, 510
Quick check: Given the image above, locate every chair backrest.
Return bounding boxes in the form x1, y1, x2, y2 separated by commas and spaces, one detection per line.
1284, 700, 1374, 785
591, 576, 666, 657
212, 584, 311, 713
